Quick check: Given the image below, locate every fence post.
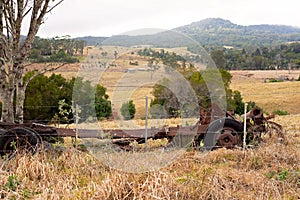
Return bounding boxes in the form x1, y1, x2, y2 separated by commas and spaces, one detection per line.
243, 103, 248, 150
75, 104, 79, 148
145, 96, 149, 149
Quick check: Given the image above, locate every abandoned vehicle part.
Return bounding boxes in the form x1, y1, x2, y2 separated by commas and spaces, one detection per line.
203, 118, 244, 150
0, 106, 284, 154
0, 127, 42, 155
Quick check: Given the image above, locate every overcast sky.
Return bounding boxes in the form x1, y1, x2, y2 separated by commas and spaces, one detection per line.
27, 0, 300, 38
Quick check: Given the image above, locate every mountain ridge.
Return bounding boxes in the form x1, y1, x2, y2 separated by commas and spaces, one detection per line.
75, 18, 300, 47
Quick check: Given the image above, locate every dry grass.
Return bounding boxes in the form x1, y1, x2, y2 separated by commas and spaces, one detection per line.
0, 115, 299, 199
230, 70, 300, 114
10, 51, 299, 199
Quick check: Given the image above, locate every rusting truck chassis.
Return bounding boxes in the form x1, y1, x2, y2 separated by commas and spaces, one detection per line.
0, 106, 283, 154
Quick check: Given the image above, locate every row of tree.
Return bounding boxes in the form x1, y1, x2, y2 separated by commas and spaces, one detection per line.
29, 36, 84, 63
206, 42, 300, 70
138, 48, 188, 69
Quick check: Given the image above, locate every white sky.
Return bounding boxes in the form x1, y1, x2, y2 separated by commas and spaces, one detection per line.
27, 0, 300, 38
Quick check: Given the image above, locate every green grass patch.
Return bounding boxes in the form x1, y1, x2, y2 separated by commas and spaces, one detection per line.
272, 109, 290, 115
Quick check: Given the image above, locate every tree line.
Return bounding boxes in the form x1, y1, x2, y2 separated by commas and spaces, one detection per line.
28, 36, 85, 63
200, 42, 300, 70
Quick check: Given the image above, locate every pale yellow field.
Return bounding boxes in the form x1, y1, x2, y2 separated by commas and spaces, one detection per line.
26, 47, 300, 116
230, 70, 300, 114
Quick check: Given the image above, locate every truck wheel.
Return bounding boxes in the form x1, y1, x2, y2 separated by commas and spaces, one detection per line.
0, 128, 7, 147
203, 118, 244, 151
0, 127, 42, 155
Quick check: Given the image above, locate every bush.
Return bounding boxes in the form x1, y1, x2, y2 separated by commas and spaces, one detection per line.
272, 109, 290, 115
24, 73, 74, 123
24, 72, 112, 123
269, 78, 283, 83
94, 84, 112, 120
231, 90, 256, 115
150, 104, 168, 119
120, 100, 136, 120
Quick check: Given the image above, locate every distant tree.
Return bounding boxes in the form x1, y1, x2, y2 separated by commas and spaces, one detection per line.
211, 50, 226, 68
252, 48, 261, 56
120, 100, 136, 120
241, 48, 247, 55
151, 68, 244, 118
29, 37, 82, 63
114, 51, 118, 59
252, 56, 265, 70
94, 85, 112, 120
147, 59, 160, 79
24, 73, 111, 123
101, 51, 108, 57
150, 80, 181, 118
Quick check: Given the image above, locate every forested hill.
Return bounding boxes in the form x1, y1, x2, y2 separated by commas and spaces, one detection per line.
174, 18, 300, 47
74, 36, 108, 46
75, 18, 300, 47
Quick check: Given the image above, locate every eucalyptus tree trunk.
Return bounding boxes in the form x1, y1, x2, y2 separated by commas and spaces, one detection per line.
15, 68, 25, 123
0, 89, 15, 123
0, 59, 16, 123
0, 0, 64, 123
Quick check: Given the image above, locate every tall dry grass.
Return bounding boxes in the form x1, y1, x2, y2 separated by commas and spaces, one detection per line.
0, 116, 299, 199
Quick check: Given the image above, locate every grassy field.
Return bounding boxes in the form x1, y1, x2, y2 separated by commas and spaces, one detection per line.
0, 115, 299, 199
7, 48, 298, 199
27, 47, 300, 116
230, 70, 300, 115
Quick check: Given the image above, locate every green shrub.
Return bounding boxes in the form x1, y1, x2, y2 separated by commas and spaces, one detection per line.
95, 85, 112, 120
24, 72, 111, 123
120, 100, 136, 120
231, 90, 256, 115
272, 109, 290, 115
269, 78, 283, 83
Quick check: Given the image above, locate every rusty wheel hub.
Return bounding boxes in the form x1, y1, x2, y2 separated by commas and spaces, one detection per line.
218, 130, 240, 148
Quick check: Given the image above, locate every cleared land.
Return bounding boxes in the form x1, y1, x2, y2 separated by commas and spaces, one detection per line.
230, 70, 300, 115
26, 47, 300, 116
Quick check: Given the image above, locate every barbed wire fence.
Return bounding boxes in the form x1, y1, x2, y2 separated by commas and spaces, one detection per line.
10, 90, 300, 135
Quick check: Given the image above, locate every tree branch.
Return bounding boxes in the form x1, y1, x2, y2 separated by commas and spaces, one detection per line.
24, 62, 67, 89
22, 0, 31, 17
46, 0, 64, 14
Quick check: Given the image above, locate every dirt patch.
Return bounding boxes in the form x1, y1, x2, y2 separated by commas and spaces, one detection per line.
230, 70, 300, 82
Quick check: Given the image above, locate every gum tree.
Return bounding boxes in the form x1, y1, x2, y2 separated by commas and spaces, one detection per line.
0, 0, 64, 123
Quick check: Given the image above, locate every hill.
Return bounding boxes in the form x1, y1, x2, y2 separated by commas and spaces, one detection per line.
75, 18, 300, 47
74, 36, 108, 46
175, 18, 300, 47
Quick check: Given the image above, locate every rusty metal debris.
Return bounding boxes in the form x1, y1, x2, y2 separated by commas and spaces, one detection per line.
0, 105, 284, 154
